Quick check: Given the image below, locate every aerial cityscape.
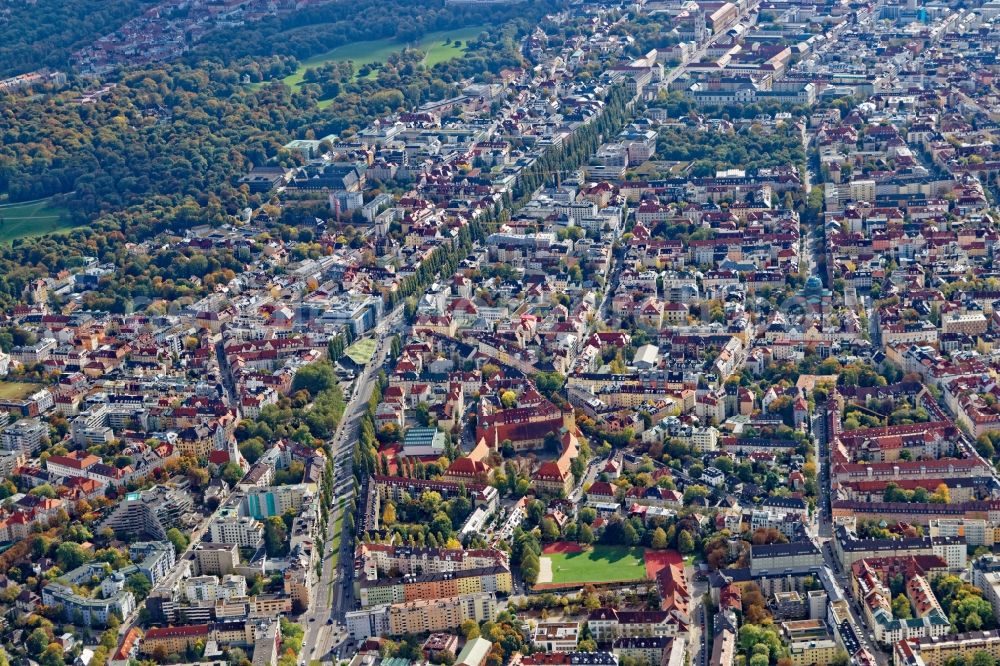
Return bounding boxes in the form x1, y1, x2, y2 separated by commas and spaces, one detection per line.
2, 0, 1000, 666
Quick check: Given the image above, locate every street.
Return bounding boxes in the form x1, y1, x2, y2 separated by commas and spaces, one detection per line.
299, 304, 405, 665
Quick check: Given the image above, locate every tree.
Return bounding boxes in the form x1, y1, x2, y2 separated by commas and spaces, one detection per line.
949, 592, 995, 632
742, 583, 771, 624
713, 456, 734, 474
415, 402, 432, 427
126, 572, 152, 600
432, 650, 456, 666
221, 462, 244, 486
431, 512, 453, 536
622, 521, 639, 547
578, 524, 594, 545
677, 529, 695, 554
540, 518, 560, 543
975, 435, 996, 459
292, 362, 337, 396
683, 485, 710, 504
265, 516, 287, 556
30, 484, 57, 499
500, 390, 517, 409
187, 466, 210, 489
931, 483, 951, 504
737, 624, 782, 663
521, 549, 540, 584
382, 502, 397, 526
892, 594, 912, 619
651, 527, 668, 550
534, 371, 565, 400
228, 648, 251, 666
166, 527, 189, 554
27, 628, 50, 656
40, 644, 64, 666
970, 652, 994, 666
460, 620, 480, 640
55, 541, 92, 570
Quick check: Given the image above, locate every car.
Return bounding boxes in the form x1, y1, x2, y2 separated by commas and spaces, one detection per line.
327, 618, 334, 624
310, 617, 316, 622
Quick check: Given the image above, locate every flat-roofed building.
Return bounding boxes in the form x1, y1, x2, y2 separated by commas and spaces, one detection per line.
533, 622, 580, 651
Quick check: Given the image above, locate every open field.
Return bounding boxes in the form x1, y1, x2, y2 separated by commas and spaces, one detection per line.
0, 381, 42, 399
538, 544, 650, 586
0, 197, 80, 242
345, 338, 377, 365
281, 26, 486, 89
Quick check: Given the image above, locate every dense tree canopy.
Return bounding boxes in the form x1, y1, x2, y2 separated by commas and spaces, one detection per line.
0, 0, 148, 77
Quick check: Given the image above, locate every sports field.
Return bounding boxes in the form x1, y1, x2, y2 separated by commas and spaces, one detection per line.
0, 381, 42, 399
345, 338, 376, 365
0, 197, 80, 242
538, 543, 649, 586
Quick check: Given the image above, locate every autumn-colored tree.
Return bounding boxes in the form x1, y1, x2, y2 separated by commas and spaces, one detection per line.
742, 583, 772, 624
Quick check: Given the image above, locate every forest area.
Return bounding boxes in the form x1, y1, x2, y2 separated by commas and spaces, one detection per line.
0, 0, 151, 77
0, 0, 546, 311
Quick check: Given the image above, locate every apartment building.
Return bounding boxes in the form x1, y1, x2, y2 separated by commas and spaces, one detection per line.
388, 593, 497, 636
129, 541, 177, 585
359, 565, 512, 607
192, 543, 240, 577
834, 525, 967, 570
928, 518, 992, 547
141, 619, 280, 657
42, 574, 137, 627
183, 575, 247, 603
140, 625, 210, 656
907, 576, 944, 619
209, 512, 265, 549
788, 639, 838, 666
587, 608, 687, 642
357, 544, 508, 580
346, 592, 497, 640
973, 563, 1000, 624
240, 484, 312, 520
1, 418, 47, 454
894, 630, 1000, 666
749, 542, 824, 574
611, 636, 685, 666
100, 486, 194, 540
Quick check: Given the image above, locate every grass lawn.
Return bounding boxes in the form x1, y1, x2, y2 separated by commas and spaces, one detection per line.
0, 381, 42, 400
331, 511, 344, 554
345, 338, 377, 366
0, 197, 80, 243
281, 25, 486, 90
546, 545, 648, 585
422, 26, 484, 67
